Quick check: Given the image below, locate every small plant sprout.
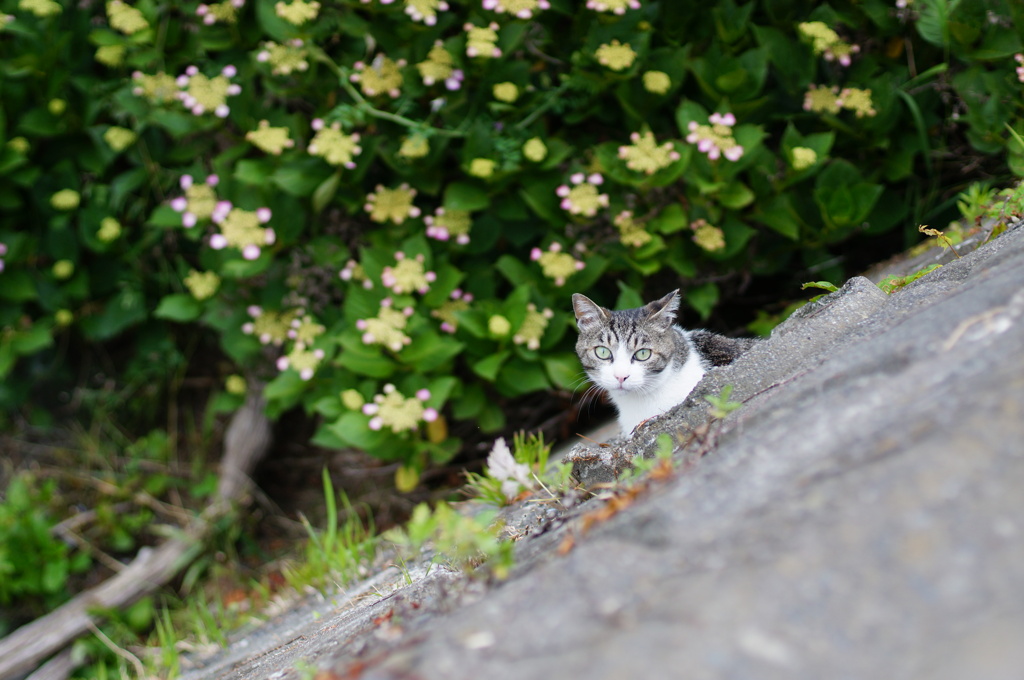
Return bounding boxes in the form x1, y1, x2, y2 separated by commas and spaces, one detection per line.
705, 385, 742, 420
530, 242, 585, 286
918, 224, 962, 259
686, 112, 744, 161
555, 173, 609, 217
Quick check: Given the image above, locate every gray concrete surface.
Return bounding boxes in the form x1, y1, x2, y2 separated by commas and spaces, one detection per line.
183, 218, 1024, 680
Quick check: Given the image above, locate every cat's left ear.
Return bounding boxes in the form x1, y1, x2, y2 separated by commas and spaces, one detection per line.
572, 293, 609, 332
644, 289, 680, 328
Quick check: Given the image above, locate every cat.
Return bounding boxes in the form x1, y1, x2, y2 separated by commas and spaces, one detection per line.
572, 289, 755, 436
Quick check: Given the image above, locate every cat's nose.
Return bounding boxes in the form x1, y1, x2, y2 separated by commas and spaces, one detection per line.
615, 374, 628, 386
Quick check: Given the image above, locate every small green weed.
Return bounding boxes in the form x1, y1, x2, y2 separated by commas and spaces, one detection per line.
705, 385, 743, 420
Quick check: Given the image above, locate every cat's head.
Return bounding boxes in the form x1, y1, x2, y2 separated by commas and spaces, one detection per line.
571, 290, 685, 395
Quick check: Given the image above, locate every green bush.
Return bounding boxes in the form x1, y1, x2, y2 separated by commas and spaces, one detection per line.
1, 0, 1023, 481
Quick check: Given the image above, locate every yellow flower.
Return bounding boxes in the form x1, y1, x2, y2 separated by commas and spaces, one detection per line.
469, 158, 496, 178
179, 68, 240, 117
19, 0, 61, 18
7, 137, 29, 154
257, 41, 310, 76
51, 189, 81, 211
246, 120, 295, 155
52, 260, 74, 280
184, 183, 218, 221
839, 87, 877, 118
382, 253, 435, 294
97, 217, 123, 242
595, 40, 637, 71
523, 138, 547, 162
197, 0, 241, 24
405, 0, 449, 25
642, 70, 671, 94
103, 126, 137, 152
358, 306, 413, 352
617, 130, 681, 174
226, 375, 247, 395
803, 84, 842, 114
365, 385, 427, 432
398, 134, 430, 159
513, 304, 554, 350
492, 82, 519, 103
290, 315, 325, 344
416, 43, 457, 86
107, 0, 149, 35
351, 55, 405, 98
365, 184, 421, 224
245, 307, 298, 346
790, 146, 818, 171
798, 21, 860, 66
279, 343, 325, 380
275, 0, 320, 24
465, 23, 502, 59
341, 389, 365, 410
692, 220, 725, 252
425, 208, 471, 243
131, 72, 180, 104
488, 315, 512, 336
586, 0, 641, 13
614, 211, 652, 248
55, 309, 74, 326
95, 44, 126, 67
308, 123, 362, 167
184, 269, 221, 300
48, 99, 66, 115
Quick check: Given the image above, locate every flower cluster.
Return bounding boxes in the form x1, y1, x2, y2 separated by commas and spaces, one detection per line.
350, 55, 406, 98
642, 70, 671, 94
522, 138, 547, 162
465, 23, 502, 58
51, 189, 80, 211
691, 219, 725, 252
398, 134, 430, 159
170, 174, 220, 227
482, 0, 549, 20
405, 0, 448, 25
107, 0, 149, 34
556, 173, 609, 217
339, 259, 373, 289
424, 208, 472, 243
432, 289, 473, 333
798, 21, 860, 66
196, 0, 244, 25
492, 82, 519, 103
184, 269, 221, 300
357, 299, 414, 351
309, 119, 362, 167
131, 71, 179, 104
586, 0, 640, 13
246, 120, 295, 155
0, 242, 7, 273
277, 344, 325, 380
381, 252, 437, 294
790, 146, 818, 171
365, 184, 420, 224
416, 42, 464, 89
288, 314, 325, 345
176, 65, 241, 117
468, 158, 496, 178
530, 242, 585, 286
514, 303, 554, 350
257, 40, 309, 76
19, 0, 61, 18
614, 210, 652, 248
1016, 54, 1024, 83
362, 384, 439, 433
209, 204, 276, 260
97, 217, 122, 242
103, 126, 137, 152
96, 44, 126, 66
803, 85, 876, 118
595, 40, 637, 71
686, 112, 744, 161
486, 437, 532, 502
618, 130, 681, 174
243, 306, 297, 345
275, 0, 319, 24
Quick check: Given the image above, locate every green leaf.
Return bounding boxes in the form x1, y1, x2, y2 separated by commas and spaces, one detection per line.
495, 357, 550, 397
685, 282, 719, 321
717, 181, 755, 209
312, 170, 341, 214
754, 194, 801, 240
801, 281, 840, 293
472, 351, 511, 381
324, 411, 396, 452
399, 331, 464, 371
337, 335, 397, 379
153, 294, 202, 322
443, 181, 491, 211
542, 353, 582, 391
11, 323, 53, 356
0, 270, 37, 302
649, 203, 688, 234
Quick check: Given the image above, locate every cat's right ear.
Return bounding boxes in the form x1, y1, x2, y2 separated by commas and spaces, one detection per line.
572, 294, 609, 332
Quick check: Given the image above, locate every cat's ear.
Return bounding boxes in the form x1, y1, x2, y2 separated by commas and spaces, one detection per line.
572, 293, 609, 332
644, 289, 680, 328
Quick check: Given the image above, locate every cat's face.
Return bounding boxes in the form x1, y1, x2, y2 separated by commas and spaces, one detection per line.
572, 290, 684, 395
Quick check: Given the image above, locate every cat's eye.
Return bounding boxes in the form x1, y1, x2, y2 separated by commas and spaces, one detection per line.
633, 348, 652, 361
594, 346, 612, 360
